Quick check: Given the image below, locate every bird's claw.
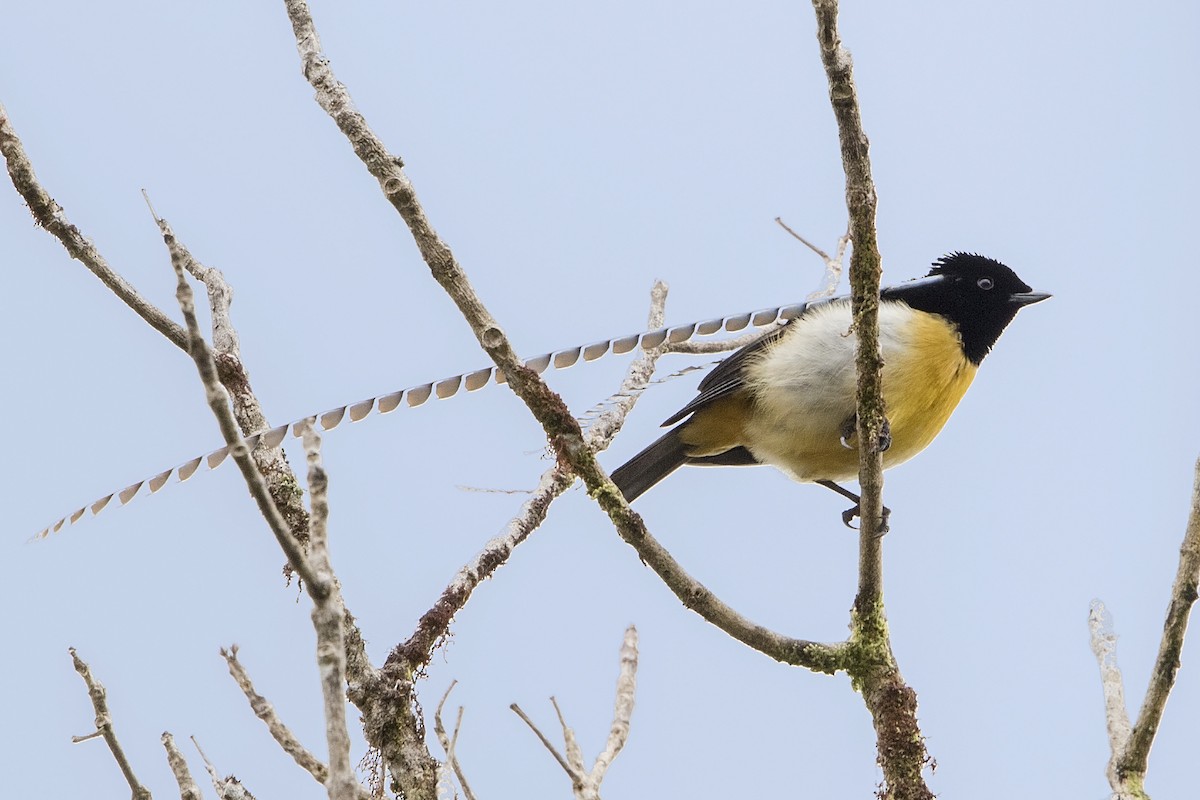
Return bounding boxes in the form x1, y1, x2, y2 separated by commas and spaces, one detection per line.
875, 418, 892, 454
838, 415, 892, 453
841, 503, 891, 534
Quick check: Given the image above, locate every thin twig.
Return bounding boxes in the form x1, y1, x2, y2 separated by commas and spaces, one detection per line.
510, 704, 579, 781
433, 682, 478, 800
551, 697, 585, 774
0, 104, 189, 349
774, 217, 852, 301
590, 626, 638, 781
161, 732, 203, 800
394, 284, 672, 675
192, 737, 257, 800
776, 215, 832, 260
516, 627, 640, 800
1088, 601, 1132, 792
221, 646, 335, 788
1097, 454, 1200, 798
663, 327, 768, 356
69, 648, 152, 800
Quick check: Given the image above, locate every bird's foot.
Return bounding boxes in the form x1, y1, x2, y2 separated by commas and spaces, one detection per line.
838, 415, 892, 453
817, 480, 890, 534
840, 502, 891, 534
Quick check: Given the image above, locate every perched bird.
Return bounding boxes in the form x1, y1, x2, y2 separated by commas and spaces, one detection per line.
610, 252, 1049, 523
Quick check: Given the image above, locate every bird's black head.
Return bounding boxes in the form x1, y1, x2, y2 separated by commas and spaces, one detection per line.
882, 252, 1050, 364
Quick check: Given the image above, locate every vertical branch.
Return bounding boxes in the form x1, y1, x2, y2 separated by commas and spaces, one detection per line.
810, 4, 932, 799
298, 422, 359, 800
810, 0, 886, 590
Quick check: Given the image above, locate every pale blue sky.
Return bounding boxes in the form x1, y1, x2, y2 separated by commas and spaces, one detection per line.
2, 2, 1196, 797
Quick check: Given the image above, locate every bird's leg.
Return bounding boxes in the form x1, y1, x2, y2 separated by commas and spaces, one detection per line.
816, 480, 891, 533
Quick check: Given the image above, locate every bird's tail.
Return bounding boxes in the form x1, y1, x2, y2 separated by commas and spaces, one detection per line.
610, 428, 689, 502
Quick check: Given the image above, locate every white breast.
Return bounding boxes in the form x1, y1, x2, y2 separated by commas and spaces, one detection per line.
738, 301, 924, 480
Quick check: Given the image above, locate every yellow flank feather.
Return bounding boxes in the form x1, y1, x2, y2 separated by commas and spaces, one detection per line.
877, 311, 977, 472
678, 395, 752, 455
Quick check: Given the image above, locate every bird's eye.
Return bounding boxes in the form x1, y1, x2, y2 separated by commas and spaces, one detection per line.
977, 277, 994, 290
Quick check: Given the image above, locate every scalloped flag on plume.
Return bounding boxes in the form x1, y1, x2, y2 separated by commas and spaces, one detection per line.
34, 300, 813, 539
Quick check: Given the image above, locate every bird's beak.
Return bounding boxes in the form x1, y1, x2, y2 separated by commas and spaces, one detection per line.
1009, 291, 1051, 307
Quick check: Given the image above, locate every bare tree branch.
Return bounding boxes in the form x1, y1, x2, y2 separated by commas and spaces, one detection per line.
663, 328, 767, 356
811, 2, 933, 798
514, 627, 640, 800
1091, 455, 1200, 799
1, 116, 310, 552
433, 682, 478, 800
161, 732, 203, 800
1122, 455, 1200, 773
69, 648, 153, 800
774, 217, 851, 301
0, 103, 189, 350
222, 645, 354, 794
192, 738, 256, 800
510, 703, 578, 782
1089, 601, 1134, 794
395, 283, 672, 676
589, 625, 638, 782
298, 422, 361, 800
282, 0, 842, 684
153, 209, 322, 590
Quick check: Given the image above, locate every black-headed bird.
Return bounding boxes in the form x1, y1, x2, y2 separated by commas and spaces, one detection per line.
610, 252, 1049, 522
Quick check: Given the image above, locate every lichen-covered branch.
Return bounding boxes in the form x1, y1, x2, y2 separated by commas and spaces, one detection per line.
298, 423, 361, 800
162, 732, 203, 800
396, 283, 670, 674
811, 2, 933, 798
156, 211, 321, 591
282, 0, 841, 680
222, 645, 369, 800
191, 738, 257, 800
281, 0, 850, 791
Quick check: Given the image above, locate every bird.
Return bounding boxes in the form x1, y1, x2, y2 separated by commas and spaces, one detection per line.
609, 252, 1049, 525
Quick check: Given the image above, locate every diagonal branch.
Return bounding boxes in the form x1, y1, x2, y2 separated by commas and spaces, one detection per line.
514, 627, 641, 800
1122, 455, 1200, 773
395, 283, 672, 674
0, 103, 188, 349
157, 209, 321, 590
282, 0, 842, 679
69, 648, 153, 800
1091, 454, 1200, 798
